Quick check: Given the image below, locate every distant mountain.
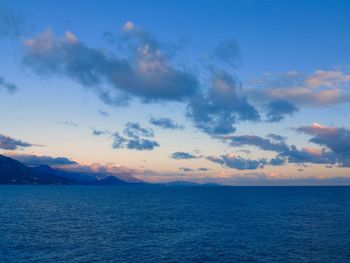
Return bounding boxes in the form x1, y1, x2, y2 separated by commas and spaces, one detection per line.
110, 172, 144, 183
0, 155, 73, 185
51, 169, 99, 183
164, 181, 223, 187
93, 176, 129, 185
1, 154, 223, 186
201, 183, 222, 187
0, 154, 145, 185
165, 181, 200, 186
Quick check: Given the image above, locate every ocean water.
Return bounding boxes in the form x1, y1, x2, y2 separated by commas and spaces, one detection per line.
0, 186, 349, 263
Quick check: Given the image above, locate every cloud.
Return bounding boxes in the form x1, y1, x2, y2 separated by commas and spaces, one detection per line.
112, 122, 159, 151
207, 154, 267, 170
305, 70, 350, 88
219, 126, 350, 167
59, 121, 78, 127
149, 117, 184, 130
8, 153, 77, 166
23, 24, 199, 105
269, 157, 285, 166
281, 145, 336, 165
265, 99, 298, 122
296, 123, 350, 167
91, 128, 108, 136
0, 75, 18, 94
123, 122, 154, 138
98, 110, 110, 117
23, 26, 266, 137
170, 152, 198, 160
266, 133, 286, 143
222, 134, 289, 153
25, 24, 331, 139
179, 167, 194, 172
0, 134, 32, 150
112, 132, 159, 150
207, 152, 286, 170
22, 23, 350, 142
90, 122, 159, 150
187, 70, 260, 135
249, 70, 350, 108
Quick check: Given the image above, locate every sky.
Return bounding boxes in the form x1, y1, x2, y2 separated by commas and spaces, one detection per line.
1, 0, 350, 185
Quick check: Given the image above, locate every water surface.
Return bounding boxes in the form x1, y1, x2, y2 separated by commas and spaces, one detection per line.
0, 186, 349, 262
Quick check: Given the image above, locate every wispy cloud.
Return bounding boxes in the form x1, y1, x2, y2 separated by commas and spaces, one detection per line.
112, 132, 159, 151
266, 133, 286, 143
214, 124, 350, 169
123, 122, 154, 138
207, 154, 268, 170
149, 117, 184, 130
179, 167, 194, 172
59, 121, 78, 127
112, 122, 159, 151
170, 152, 198, 160
0, 75, 18, 94
98, 110, 110, 117
222, 134, 289, 153
249, 70, 350, 108
0, 134, 32, 150
91, 128, 109, 136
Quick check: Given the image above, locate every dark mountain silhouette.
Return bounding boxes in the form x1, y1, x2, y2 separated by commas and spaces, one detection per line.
0, 155, 73, 184
51, 169, 99, 183
0, 154, 223, 186
0, 155, 144, 185
94, 175, 128, 185
164, 181, 223, 187
165, 181, 200, 186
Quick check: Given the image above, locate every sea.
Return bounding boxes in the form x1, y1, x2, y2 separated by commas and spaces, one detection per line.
0, 185, 349, 262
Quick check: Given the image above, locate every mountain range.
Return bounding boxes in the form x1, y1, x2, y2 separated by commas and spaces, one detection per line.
0, 155, 144, 185
0, 154, 223, 186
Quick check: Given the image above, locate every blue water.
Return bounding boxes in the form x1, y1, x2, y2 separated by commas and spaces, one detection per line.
0, 186, 349, 262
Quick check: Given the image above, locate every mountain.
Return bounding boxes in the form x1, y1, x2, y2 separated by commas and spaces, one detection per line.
201, 183, 222, 187
51, 169, 98, 183
164, 181, 223, 187
0, 154, 145, 185
110, 172, 144, 183
165, 181, 200, 186
1, 154, 222, 186
93, 176, 129, 185
0, 155, 73, 185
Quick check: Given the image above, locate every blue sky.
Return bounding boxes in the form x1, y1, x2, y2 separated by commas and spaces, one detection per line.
1, 0, 350, 184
